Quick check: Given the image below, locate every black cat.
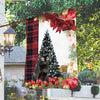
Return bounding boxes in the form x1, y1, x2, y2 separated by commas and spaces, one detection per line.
32, 53, 50, 82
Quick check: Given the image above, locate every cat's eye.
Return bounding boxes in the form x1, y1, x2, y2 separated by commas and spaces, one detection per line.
46, 57, 49, 61
41, 57, 45, 61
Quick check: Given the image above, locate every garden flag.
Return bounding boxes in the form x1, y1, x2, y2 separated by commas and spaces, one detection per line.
25, 9, 78, 89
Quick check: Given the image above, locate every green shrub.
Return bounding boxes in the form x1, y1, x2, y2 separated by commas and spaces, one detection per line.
78, 68, 97, 84
91, 85, 99, 98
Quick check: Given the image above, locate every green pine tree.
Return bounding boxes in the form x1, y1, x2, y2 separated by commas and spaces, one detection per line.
40, 31, 61, 78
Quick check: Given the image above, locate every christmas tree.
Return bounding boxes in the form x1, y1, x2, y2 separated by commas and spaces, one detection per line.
40, 30, 61, 78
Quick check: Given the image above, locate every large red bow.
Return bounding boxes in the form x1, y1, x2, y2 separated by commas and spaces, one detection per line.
42, 12, 76, 33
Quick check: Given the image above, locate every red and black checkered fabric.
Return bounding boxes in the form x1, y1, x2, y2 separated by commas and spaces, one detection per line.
25, 18, 39, 82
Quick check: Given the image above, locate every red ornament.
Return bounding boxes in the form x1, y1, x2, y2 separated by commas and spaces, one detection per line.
60, 14, 66, 19
66, 9, 76, 20
73, 78, 78, 87
61, 81, 67, 87
52, 78, 56, 84
69, 34, 71, 37
36, 79, 42, 86
43, 81, 49, 87
55, 81, 59, 85
55, 86, 59, 88
65, 77, 71, 84
49, 78, 53, 83
28, 82, 32, 85
46, 19, 49, 22
31, 81, 35, 85
68, 78, 78, 89
72, 43, 75, 47
41, 15, 44, 19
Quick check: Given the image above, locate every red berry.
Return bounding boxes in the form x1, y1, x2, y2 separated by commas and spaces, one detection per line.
69, 34, 71, 36
41, 16, 44, 19
40, 86, 43, 89
55, 81, 59, 85
46, 19, 49, 22
55, 86, 59, 88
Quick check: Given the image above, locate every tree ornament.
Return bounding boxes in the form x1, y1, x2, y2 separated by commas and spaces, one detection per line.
63, 85, 69, 89
43, 81, 49, 87
73, 34, 76, 38
62, 9, 68, 15
72, 43, 75, 47
34, 17, 38, 21
69, 34, 71, 37
69, 62, 74, 66
32, 85, 36, 89
66, 9, 76, 20
36, 79, 42, 86
68, 78, 78, 89
55, 80, 59, 85
25, 82, 29, 87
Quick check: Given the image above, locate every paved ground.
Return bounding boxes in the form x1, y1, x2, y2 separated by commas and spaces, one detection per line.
50, 97, 100, 100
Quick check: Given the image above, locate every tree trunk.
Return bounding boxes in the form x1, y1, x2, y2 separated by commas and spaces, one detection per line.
93, 94, 95, 98
71, 90, 73, 97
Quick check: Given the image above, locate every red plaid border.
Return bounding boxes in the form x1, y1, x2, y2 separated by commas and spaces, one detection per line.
25, 18, 39, 82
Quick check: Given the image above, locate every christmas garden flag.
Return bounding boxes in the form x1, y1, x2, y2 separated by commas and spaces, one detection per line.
25, 9, 78, 89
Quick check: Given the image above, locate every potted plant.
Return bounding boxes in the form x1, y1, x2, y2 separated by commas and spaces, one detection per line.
91, 85, 99, 98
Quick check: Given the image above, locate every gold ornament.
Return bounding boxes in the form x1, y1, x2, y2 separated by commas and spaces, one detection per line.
63, 85, 69, 89
73, 70, 78, 75
29, 86, 32, 89
58, 78, 64, 82
69, 62, 74, 66
32, 85, 36, 89
73, 34, 76, 38
62, 9, 68, 15
34, 17, 38, 21
25, 83, 29, 87
48, 82, 54, 88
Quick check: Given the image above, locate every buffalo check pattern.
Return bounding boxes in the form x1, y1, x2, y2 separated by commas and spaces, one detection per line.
25, 18, 39, 82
